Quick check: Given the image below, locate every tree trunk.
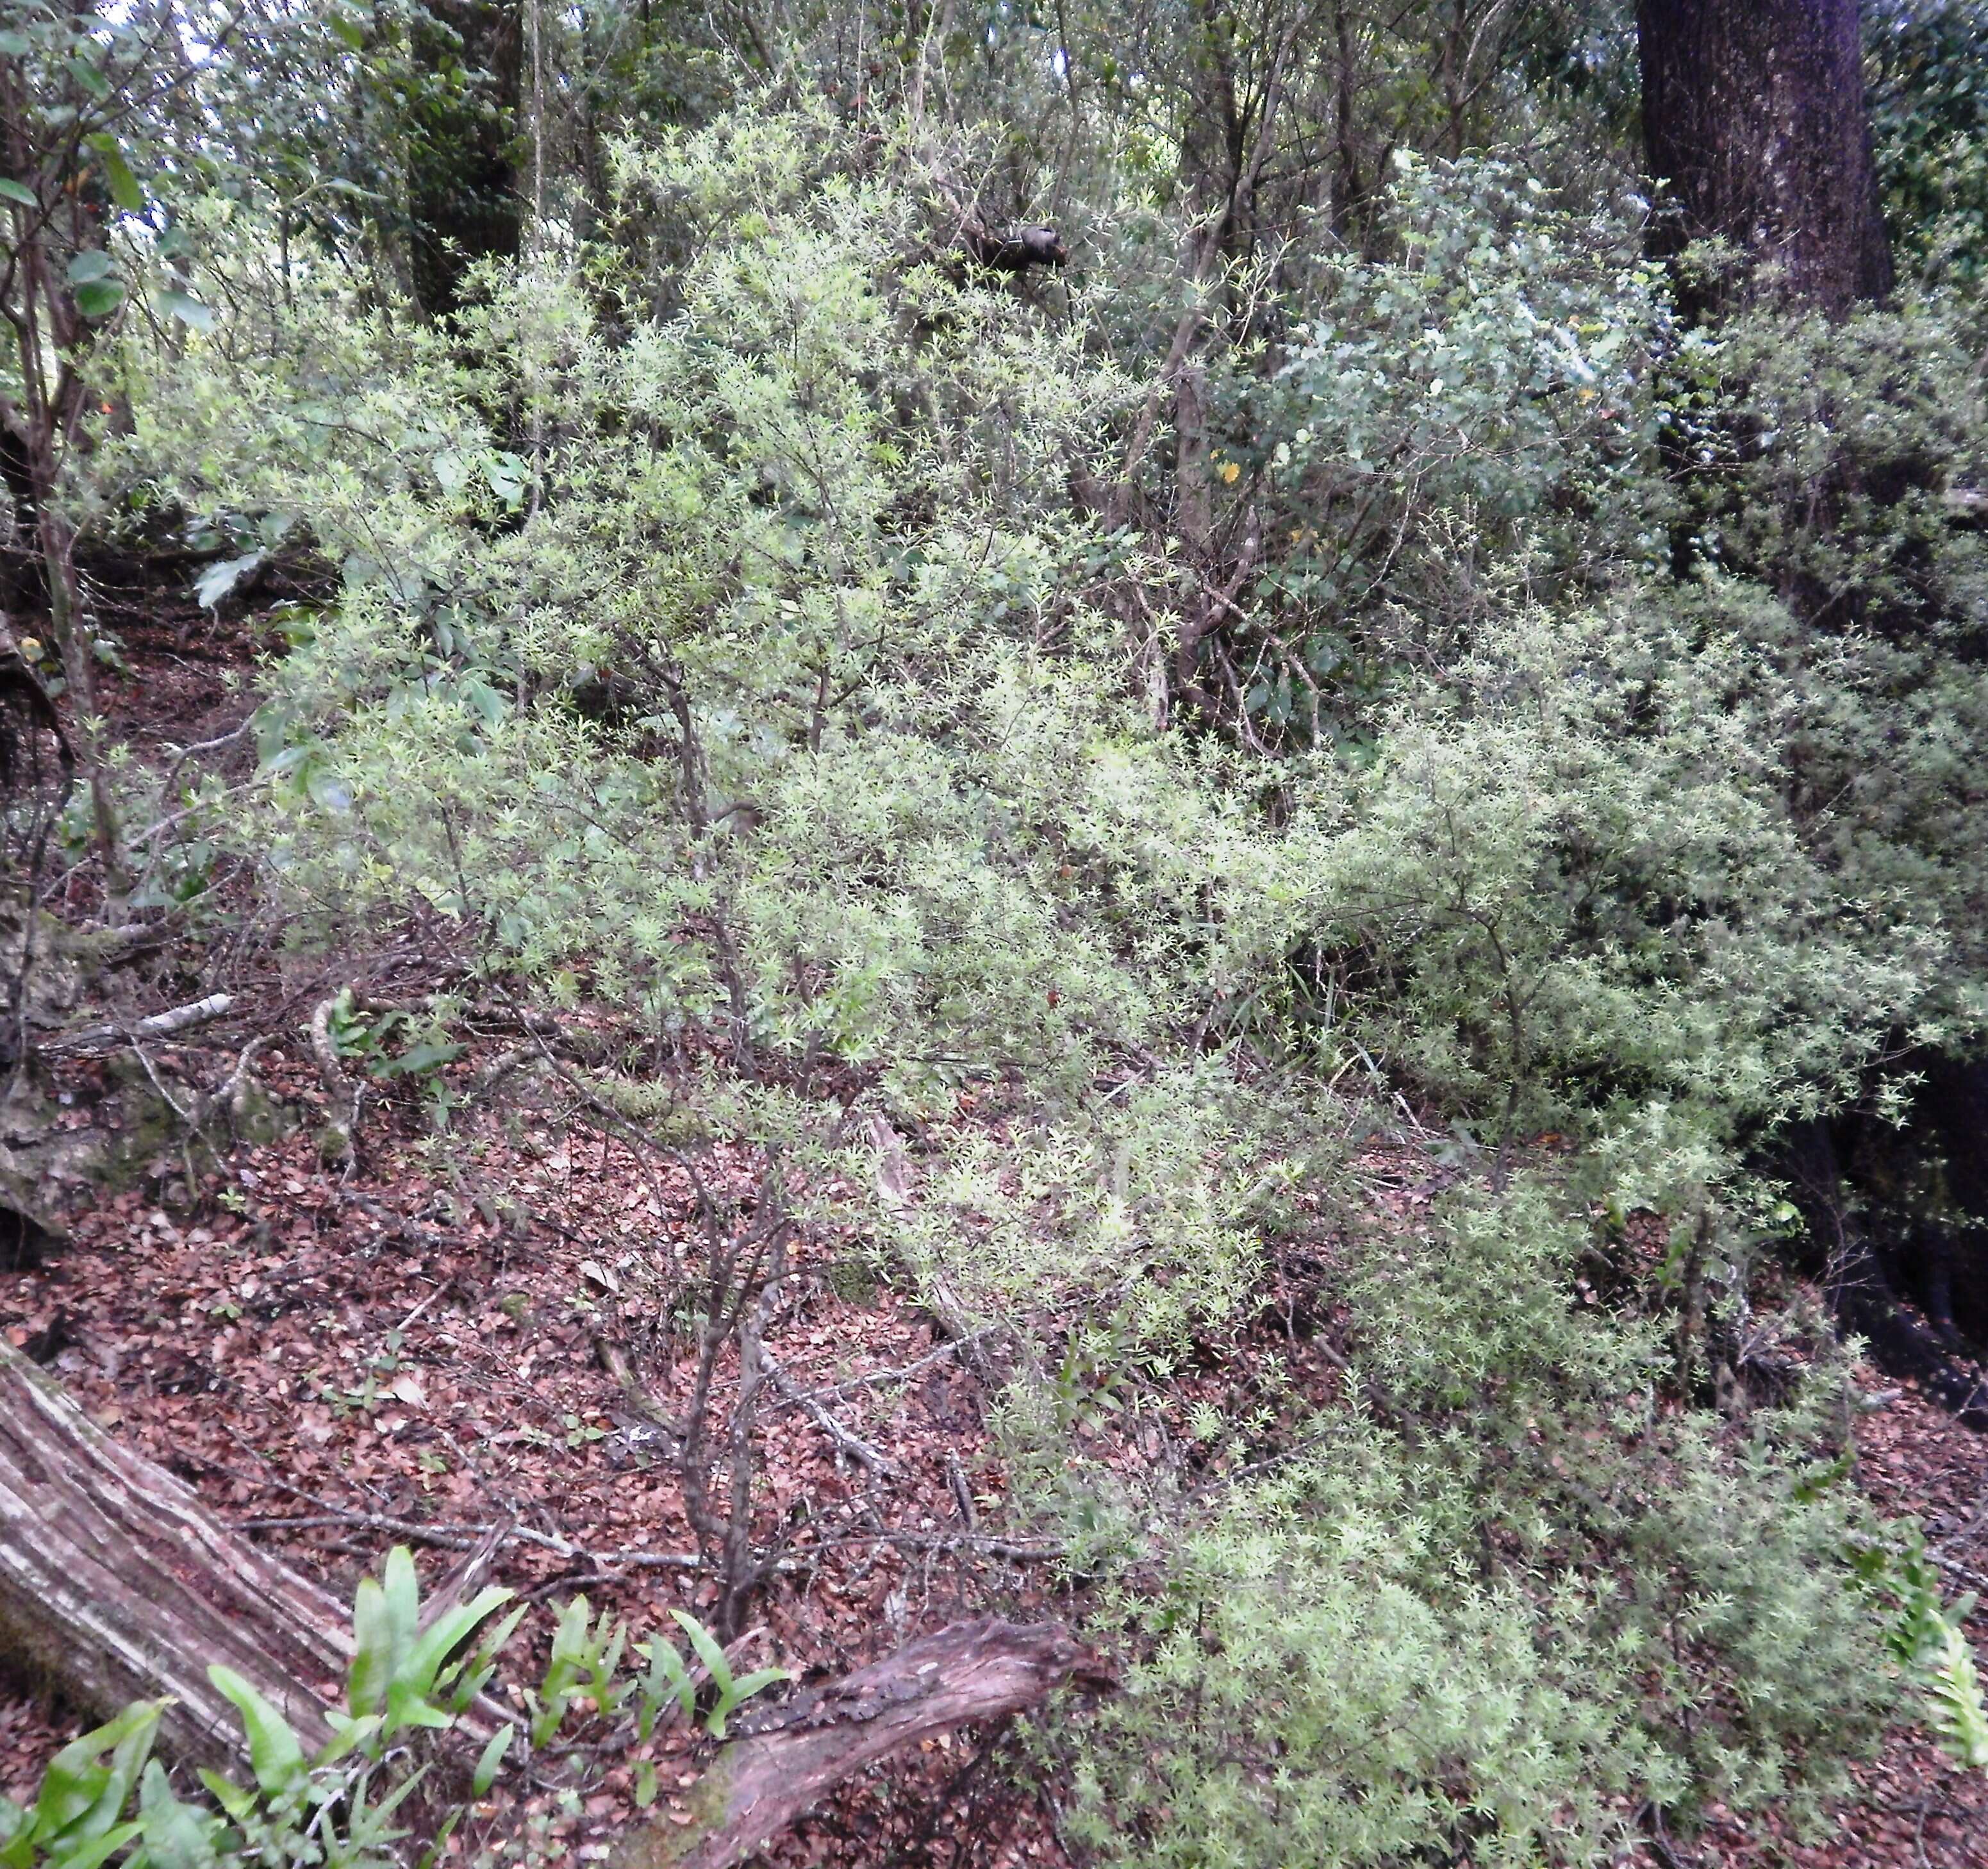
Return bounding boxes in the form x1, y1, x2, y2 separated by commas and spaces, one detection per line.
611, 1618, 1112, 1869
0, 1342, 350, 1768
407, 0, 525, 317
1780, 1118, 1988, 1427
1637, 0, 1893, 314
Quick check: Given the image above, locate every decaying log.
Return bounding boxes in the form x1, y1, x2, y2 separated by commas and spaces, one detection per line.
0, 1342, 349, 1768
613, 1617, 1111, 1869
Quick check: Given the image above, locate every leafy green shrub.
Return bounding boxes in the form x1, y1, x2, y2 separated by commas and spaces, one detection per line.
1058, 1184, 1899, 1866
1220, 601, 1949, 1170
85, 85, 1988, 1868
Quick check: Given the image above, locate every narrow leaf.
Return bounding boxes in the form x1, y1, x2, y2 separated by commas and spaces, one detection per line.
399, 1586, 513, 1699
84, 134, 140, 211
471, 1724, 514, 1797
206, 1665, 305, 1798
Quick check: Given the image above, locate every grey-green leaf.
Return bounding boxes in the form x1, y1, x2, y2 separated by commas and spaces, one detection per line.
160, 290, 215, 333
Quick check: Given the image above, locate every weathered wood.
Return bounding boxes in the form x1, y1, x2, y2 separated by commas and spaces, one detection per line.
0, 1341, 349, 1769
46, 993, 236, 1056
613, 1618, 1111, 1869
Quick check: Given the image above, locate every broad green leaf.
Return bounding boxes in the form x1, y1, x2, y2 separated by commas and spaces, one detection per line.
83, 134, 140, 211
67, 249, 113, 285
347, 1574, 394, 1715
328, 13, 367, 50
470, 1723, 514, 1797
72, 279, 123, 319
444, 1602, 527, 1710
433, 449, 470, 497
32, 1707, 134, 1834
376, 1039, 467, 1079
381, 1547, 422, 1659
206, 1666, 305, 1798
306, 766, 353, 813
725, 1666, 790, 1702
46, 1820, 140, 1869
707, 1666, 788, 1740
381, 1685, 452, 1733
73, 1701, 163, 1842
314, 1709, 382, 1768
191, 1772, 253, 1824
194, 551, 261, 610
136, 1761, 219, 1869
399, 1585, 513, 1695
0, 179, 34, 207
483, 452, 527, 508
670, 1609, 731, 1690
636, 1638, 695, 1736
66, 54, 110, 99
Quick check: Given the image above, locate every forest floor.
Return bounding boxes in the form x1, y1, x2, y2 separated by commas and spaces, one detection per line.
0, 585, 1984, 1867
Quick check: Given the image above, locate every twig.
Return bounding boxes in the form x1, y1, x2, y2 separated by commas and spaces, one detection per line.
229, 1510, 706, 1569
806, 1527, 1063, 1563
781, 1328, 998, 1404
763, 1349, 897, 1475
945, 1456, 977, 1531
228, 1506, 808, 1575
46, 992, 235, 1054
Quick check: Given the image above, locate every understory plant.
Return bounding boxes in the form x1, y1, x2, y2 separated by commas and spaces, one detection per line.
69, 86, 1988, 1866
0, 1549, 783, 1869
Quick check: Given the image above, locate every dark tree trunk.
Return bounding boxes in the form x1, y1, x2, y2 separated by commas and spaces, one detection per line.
1781, 1118, 1988, 1425
407, 0, 524, 318
1637, 0, 1893, 314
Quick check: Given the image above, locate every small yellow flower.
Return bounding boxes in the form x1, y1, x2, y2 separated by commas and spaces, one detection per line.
1218, 461, 1241, 485
17, 636, 42, 663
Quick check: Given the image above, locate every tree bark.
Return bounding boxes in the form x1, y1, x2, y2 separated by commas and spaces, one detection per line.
407, 0, 524, 317
611, 1618, 1111, 1869
0, 1342, 350, 1769
1780, 1118, 1988, 1428
1637, 0, 1893, 314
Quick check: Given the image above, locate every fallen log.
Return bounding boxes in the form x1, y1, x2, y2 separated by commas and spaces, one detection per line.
613, 1617, 1112, 1869
0, 1341, 349, 1770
